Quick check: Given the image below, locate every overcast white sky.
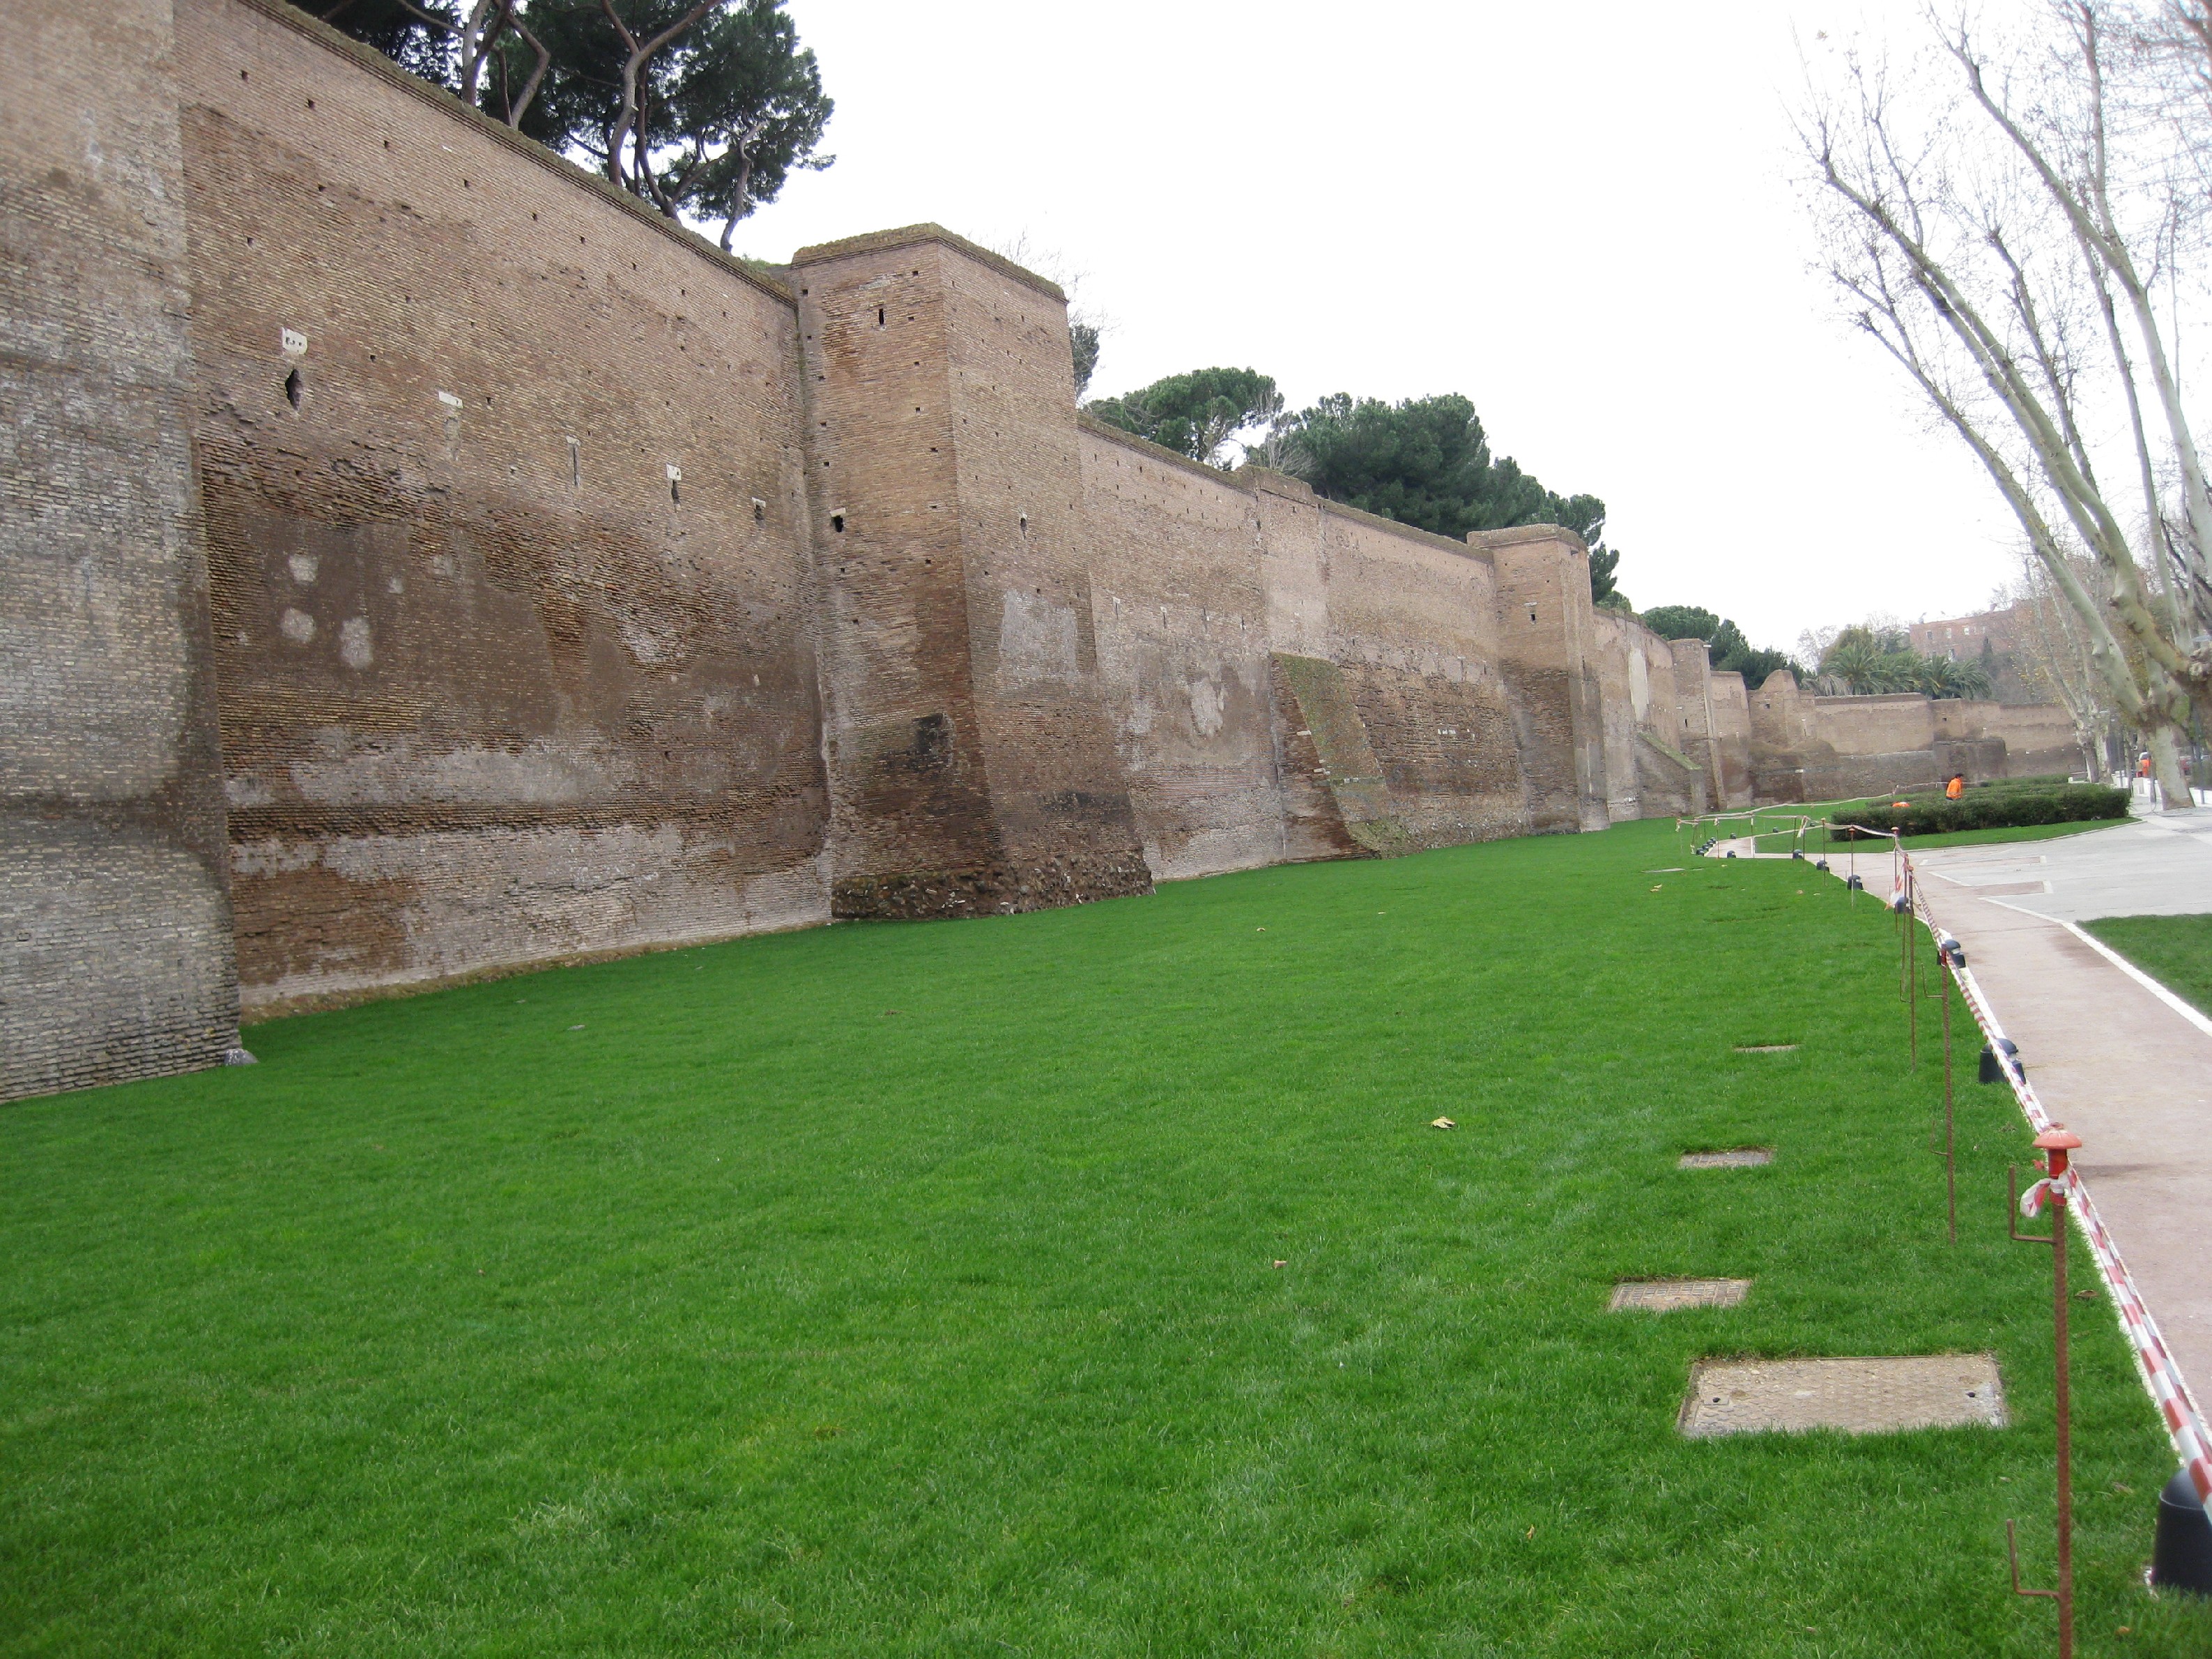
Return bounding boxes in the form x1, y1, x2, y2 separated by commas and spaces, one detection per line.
733, 1, 2033, 654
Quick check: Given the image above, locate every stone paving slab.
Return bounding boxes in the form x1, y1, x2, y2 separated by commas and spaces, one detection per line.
1678, 1147, 1773, 1169
1680, 1355, 2007, 1437
1611, 1278, 1751, 1313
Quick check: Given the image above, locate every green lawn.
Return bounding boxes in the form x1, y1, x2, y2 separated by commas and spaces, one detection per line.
2083, 914, 2212, 1018
3, 820, 2204, 1656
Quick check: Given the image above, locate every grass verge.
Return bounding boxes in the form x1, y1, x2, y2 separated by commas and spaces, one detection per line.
2, 820, 2205, 1656
2082, 913, 2212, 1018
1747, 819, 2126, 856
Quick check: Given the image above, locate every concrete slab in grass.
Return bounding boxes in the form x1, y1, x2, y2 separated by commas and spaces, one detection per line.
1680, 1355, 2007, 1437
1611, 1278, 1750, 1313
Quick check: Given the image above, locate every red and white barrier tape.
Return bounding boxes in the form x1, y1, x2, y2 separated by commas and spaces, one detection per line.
1901, 850, 2212, 1506
2018, 1165, 2080, 1218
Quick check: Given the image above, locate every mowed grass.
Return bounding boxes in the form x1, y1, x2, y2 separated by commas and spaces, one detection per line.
2084, 913, 2212, 1017
4, 820, 2207, 1656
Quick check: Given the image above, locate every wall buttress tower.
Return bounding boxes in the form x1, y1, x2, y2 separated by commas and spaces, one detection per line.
791, 227, 1151, 917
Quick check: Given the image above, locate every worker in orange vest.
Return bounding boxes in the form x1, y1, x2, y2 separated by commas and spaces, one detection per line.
1946, 773, 1965, 800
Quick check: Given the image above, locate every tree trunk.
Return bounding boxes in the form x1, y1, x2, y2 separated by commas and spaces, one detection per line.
2149, 723, 2197, 810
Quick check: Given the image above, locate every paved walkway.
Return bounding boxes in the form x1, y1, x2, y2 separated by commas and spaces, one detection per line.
1903, 814, 2212, 1415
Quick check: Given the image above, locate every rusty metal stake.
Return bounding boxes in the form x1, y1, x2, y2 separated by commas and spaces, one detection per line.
1941, 963, 1955, 1245
2008, 1128, 2082, 1659
1907, 871, 1918, 1066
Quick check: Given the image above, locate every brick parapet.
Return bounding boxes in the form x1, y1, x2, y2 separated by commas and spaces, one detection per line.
221, 0, 796, 306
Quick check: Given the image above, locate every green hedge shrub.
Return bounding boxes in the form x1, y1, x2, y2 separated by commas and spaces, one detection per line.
1832, 783, 2128, 839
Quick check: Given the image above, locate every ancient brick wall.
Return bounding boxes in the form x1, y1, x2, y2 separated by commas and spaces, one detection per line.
1322, 507, 1529, 846
1754, 680, 2084, 804
1811, 694, 1937, 758
2, 0, 242, 1099
1663, 636, 1751, 813
40, 0, 2111, 1096
1476, 527, 1607, 833
1077, 421, 1287, 878
1590, 615, 1638, 820
1708, 673, 1754, 807
176, 0, 829, 1014
1590, 616, 1702, 820
791, 229, 1148, 915
1935, 700, 2082, 779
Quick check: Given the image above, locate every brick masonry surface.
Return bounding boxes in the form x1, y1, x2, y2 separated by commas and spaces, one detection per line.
4, 0, 243, 1100
1, 0, 2084, 1099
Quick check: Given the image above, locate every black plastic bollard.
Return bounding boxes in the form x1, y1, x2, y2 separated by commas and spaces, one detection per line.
1845, 874, 1864, 892
2153, 1470, 2212, 1595
1979, 1038, 2022, 1085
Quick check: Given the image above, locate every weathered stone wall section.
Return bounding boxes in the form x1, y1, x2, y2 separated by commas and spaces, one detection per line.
1709, 673, 1754, 808
1669, 639, 1721, 807
788, 236, 995, 915
2, 0, 243, 1099
1077, 421, 1287, 878
1476, 527, 1607, 834
177, 0, 830, 1013
1749, 674, 2082, 802
1321, 507, 1528, 846
937, 245, 1152, 904
1937, 700, 2081, 779
792, 229, 1149, 913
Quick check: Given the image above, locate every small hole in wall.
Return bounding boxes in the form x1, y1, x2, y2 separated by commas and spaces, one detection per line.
877, 307, 886, 327
1528, 606, 1539, 622
831, 512, 846, 533
753, 498, 766, 522
1018, 514, 1029, 533
670, 478, 680, 504
284, 368, 302, 410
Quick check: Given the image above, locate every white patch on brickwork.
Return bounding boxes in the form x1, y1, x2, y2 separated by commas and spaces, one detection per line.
338, 617, 372, 668
288, 553, 318, 585
287, 738, 633, 806
281, 328, 307, 357
224, 776, 274, 809
619, 614, 670, 665
231, 838, 324, 877
1629, 648, 1650, 719
997, 588, 1079, 683
279, 607, 315, 644
1186, 676, 1224, 737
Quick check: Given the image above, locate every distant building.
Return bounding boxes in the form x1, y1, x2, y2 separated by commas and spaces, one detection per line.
1911, 605, 2023, 660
